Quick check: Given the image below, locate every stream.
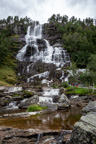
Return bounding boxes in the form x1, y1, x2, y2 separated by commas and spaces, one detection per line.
0, 107, 81, 130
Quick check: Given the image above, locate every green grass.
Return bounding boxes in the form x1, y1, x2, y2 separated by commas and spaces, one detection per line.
27, 105, 47, 112
11, 35, 20, 38
0, 65, 17, 86
65, 86, 92, 96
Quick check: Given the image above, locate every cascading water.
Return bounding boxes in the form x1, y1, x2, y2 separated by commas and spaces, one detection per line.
16, 23, 70, 82
16, 24, 70, 66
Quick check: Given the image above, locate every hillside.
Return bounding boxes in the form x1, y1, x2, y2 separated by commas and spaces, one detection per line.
0, 15, 96, 86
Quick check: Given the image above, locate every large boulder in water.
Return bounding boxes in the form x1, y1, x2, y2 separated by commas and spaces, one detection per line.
67, 112, 96, 144
67, 101, 96, 144
53, 93, 70, 110
58, 93, 70, 110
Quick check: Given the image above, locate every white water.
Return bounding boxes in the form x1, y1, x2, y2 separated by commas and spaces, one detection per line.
4, 87, 22, 93
7, 101, 18, 109
39, 96, 53, 104
38, 88, 59, 104
16, 24, 70, 67
27, 71, 50, 82
43, 89, 59, 96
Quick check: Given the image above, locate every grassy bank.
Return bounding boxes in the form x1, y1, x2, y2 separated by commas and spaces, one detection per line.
65, 86, 95, 96
0, 66, 17, 86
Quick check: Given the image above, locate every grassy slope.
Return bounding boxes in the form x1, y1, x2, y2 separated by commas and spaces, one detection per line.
0, 36, 21, 86
0, 65, 17, 86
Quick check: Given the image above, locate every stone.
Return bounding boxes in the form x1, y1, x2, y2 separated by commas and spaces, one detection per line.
82, 101, 96, 115
0, 127, 72, 144
53, 93, 70, 110
18, 95, 39, 109
67, 112, 96, 144
67, 101, 96, 144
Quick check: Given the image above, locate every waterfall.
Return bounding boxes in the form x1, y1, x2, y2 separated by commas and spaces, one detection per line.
16, 24, 70, 66
16, 24, 71, 82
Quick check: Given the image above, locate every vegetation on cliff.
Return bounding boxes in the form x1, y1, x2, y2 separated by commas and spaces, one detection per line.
0, 16, 35, 85
48, 14, 96, 68
0, 15, 96, 86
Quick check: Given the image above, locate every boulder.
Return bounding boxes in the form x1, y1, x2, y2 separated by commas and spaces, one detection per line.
18, 95, 39, 109
53, 93, 70, 110
67, 112, 96, 144
82, 101, 96, 115
67, 101, 96, 144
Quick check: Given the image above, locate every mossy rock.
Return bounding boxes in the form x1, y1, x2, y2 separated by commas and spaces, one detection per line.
23, 91, 34, 98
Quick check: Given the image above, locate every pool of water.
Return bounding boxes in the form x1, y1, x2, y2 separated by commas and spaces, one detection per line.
0, 107, 81, 130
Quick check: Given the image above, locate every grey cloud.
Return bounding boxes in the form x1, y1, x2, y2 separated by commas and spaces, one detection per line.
0, 0, 96, 23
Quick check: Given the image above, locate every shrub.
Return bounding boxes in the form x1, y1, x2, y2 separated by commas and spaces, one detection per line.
61, 82, 69, 88
52, 83, 60, 88
27, 105, 47, 112
23, 91, 34, 97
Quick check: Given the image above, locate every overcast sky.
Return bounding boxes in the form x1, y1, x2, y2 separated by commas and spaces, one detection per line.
0, 0, 96, 24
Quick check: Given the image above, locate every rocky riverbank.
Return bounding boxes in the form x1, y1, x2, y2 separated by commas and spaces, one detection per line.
0, 127, 72, 144
67, 101, 96, 144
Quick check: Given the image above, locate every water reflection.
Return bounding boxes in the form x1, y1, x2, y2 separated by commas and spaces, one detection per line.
0, 107, 81, 130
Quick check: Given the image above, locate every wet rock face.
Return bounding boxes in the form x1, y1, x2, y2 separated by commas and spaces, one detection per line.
37, 38, 47, 51
18, 95, 39, 109
25, 45, 37, 57
67, 101, 96, 144
42, 23, 62, 45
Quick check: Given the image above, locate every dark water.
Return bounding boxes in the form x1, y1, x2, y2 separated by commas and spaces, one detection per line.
0, 107, 81, 130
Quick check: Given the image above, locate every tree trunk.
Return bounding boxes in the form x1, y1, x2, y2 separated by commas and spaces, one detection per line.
93, 81, 94, 93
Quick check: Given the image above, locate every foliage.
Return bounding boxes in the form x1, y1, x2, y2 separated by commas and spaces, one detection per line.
65, 86, 92, 96
27, 105, 47, 112
23, 91, 34, 97
52, 83, 60, 88
48, 14, 96, 68
0, 16, 36, 85
0, 66, 17, 85
61, 82, 69, 88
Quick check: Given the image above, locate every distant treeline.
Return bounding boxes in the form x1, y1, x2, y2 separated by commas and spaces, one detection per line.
48, 14, 96, 68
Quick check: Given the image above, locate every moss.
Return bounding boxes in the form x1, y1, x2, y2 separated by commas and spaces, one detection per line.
23, 91, 34, 97
27, 105, 47, 112
11, 35, 20, 38
12, 94, 20, 97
